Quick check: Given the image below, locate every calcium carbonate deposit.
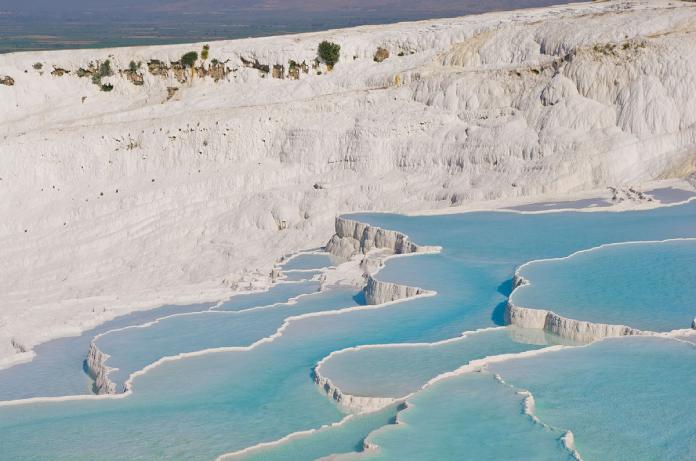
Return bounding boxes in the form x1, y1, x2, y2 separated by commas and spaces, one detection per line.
2, 1, 696, 460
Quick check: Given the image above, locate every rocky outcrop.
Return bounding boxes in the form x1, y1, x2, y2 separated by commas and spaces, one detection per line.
325, 217, 439, 259
272, 64, 284, 79
123, 69, 144, 86
0, 76, 14, 86
171, 61, 187, 84
147, 59, 169, 77
76, 66, 95, 78
51, 67, 69, 76
506, 274, 646, 343
205, 60, 228, 82
85, 341, 117, 395
240, 56, 269, 74
166, 86, 179, 100
374, 47, 390, 62
363, 275, 426, 305
312, 367, 396, 413
505, 301, 645, 343
290, 61, 310, 78
10, 337, 27, 353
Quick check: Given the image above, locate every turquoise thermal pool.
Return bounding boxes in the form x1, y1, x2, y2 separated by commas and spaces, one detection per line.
1, 202, 696, 460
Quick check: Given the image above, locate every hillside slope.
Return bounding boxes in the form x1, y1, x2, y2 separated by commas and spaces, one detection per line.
0, 0, 695, 366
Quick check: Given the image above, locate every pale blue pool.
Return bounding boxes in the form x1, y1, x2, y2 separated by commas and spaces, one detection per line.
2, 202, 696, 459
512, 239, 696, 331
339, 371, 575, 460
281, 253, 342, 271
489, 337, 696, 460
317, 327, 555, 399
96, 286, 362, 389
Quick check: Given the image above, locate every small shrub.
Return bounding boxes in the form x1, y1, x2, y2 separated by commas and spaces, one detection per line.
99, 60, 113, 77
288, 59, 298, 69
181, 51, 198, 68
129, 60, 141, 72
201, 45, 210, 61
317, 41, 340, 67
92, 59, 113, 84
100, 83, 114, 92
33, 62, 43, 70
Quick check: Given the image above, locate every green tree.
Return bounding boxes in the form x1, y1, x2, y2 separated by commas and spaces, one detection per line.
317, 41, 340, 69
201, 45, 210, 61
181, 51, 199, 81
181, 51, 198, 68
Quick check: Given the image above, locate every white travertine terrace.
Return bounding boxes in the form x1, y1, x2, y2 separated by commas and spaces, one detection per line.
1, 0, 696, 365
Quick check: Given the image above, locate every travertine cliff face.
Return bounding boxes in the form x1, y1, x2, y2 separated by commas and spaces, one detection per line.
326, 217, 437, 258
506, 273, 647, 343
0, 0, 695, 364
85, 342, 117, 394
363, 275, 428, 305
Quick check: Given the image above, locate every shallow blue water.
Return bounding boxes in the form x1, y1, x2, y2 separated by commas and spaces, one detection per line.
97, 287, 361, 389
647, 187, 696, 204
0, 302, 214, 401
225, 405, 400, 461
512, 239, 696, 331
282, 269, 323, 282
281, 253, 342, 271
489, 337, 696, 460
2, 202, 696, 459
216, 280, 320, 312
318, 327, 553, 399
341, 372, 575, 461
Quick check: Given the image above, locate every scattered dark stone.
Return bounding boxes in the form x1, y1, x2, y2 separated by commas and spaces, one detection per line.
51, 67, 70, 76
240, 56, 270, 74
272, 64, 285, 79
166, 87, 179, 100
374, 47, 390, 62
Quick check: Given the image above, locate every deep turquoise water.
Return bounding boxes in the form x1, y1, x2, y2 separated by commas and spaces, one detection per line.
2, 202, 696, 459
512, 239, 696, 331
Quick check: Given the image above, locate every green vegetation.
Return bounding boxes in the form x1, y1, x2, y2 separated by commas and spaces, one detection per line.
129, 60, 141, 72
317, 41, 340, 68
100, 83, 114, 92
91, 59, 114, 85
32, 62, 43, 70
181, 51, 198, 68
201, 44, 210, 61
